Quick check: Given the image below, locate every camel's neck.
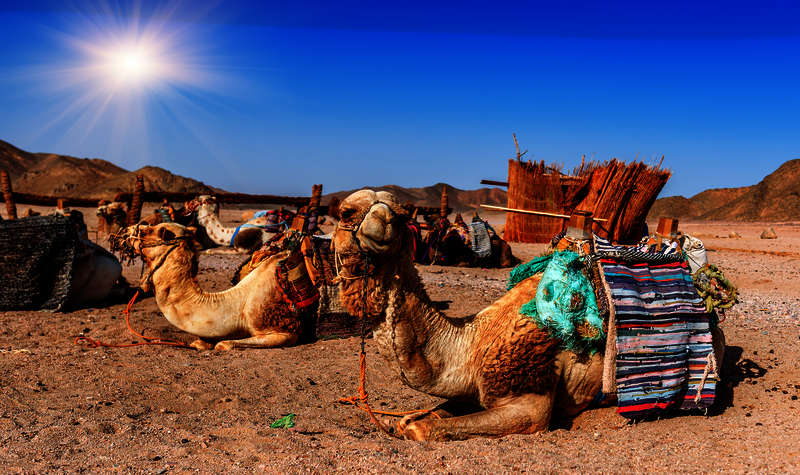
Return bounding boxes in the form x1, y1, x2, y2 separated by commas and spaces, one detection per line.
148, 246, 247, 338
365, 260, 479, 399
197, 209, 235, 246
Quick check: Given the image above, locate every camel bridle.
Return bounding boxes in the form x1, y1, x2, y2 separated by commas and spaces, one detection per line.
111, 225, 193, 290
333, 200, 404, 281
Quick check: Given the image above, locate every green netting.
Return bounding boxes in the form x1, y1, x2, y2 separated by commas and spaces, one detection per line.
507, 253, 553, 290
511, 251, 605, 354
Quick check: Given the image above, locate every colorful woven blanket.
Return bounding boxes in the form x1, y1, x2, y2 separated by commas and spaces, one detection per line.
597, 236, 717, 418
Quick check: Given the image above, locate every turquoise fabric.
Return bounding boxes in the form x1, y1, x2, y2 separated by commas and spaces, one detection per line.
513, 251, 604, 354
507, 254, 553, 290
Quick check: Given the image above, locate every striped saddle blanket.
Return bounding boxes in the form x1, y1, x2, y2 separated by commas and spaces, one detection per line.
595, 236, 717, 418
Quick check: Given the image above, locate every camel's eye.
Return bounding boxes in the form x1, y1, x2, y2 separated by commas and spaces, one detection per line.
341, 208, 356, 221
159, 228, 176, 241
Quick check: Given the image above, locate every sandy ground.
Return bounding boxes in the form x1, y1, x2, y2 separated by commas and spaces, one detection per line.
1, 207, 799, 473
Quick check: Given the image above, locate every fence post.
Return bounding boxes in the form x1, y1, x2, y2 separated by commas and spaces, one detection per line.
1, 170, 17, 220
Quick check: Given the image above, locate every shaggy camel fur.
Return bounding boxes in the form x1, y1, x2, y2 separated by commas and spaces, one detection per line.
333, 190, 610, 441
117, 222, 305, 350
334, 190, 725, 440
194, 195, 277, 252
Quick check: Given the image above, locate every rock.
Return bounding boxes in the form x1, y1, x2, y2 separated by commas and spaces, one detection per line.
729, 231, 742, 238
760, 228, 778, 239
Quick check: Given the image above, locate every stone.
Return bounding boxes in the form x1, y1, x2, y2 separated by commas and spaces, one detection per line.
760, 228, 778, 239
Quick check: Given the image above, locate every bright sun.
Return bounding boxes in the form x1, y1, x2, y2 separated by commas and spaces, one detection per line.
107, 45, 157, 85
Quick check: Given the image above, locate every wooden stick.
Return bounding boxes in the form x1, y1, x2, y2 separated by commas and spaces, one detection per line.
480, 179, 509, 187
1, 170, 17, 220
513, 133, 520, 161
127, 175, 144, 226
480, 204, 608, 222
440, 185, 448, 218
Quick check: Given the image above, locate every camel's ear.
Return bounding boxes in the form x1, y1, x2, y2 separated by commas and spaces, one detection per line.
327, 196, 342, 220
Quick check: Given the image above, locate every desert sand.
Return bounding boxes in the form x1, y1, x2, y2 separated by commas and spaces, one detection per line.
1, 208, 799, 473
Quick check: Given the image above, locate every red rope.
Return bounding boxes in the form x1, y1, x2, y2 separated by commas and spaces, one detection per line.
338, 350, 440, 439
74, 291, 193, 349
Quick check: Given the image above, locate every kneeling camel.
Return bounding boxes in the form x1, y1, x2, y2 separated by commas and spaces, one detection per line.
332, 189, 723, 441
115, 222, 309, 350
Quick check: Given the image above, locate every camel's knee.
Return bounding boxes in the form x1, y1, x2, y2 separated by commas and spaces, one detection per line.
401, 420, 433, 441
190, 339, 213, 351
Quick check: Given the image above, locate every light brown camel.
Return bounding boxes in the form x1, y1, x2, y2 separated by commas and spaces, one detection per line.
115, 222, 313, 350
193, 195, 279, 252
332, 189, 723, 441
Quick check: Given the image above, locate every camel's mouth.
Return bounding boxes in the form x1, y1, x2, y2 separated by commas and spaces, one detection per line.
109, 226, 146, 263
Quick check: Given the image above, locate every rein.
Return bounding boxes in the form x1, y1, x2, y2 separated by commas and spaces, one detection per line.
78, 229, 195, 350
74, 291, 192, 349
335, 201, 438, 439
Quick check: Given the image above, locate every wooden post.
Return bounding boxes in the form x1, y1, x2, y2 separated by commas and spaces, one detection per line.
440, 185, 448, 219
127, 175, 144, 226
513, 133, 521, 161
1, 170, 17, 220
310, 184, 323, 208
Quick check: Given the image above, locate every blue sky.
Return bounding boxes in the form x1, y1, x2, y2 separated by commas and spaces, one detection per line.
0, 1, 798, 198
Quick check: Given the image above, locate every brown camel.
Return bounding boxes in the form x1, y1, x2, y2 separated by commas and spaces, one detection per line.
114, 222, 315, 350
332, 189, 723, 441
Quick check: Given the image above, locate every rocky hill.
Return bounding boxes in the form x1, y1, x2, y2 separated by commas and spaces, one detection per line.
324, 183, 507, 213
649, 159, 800, 221
1, 140, 506, 211
0, 140, 219, 199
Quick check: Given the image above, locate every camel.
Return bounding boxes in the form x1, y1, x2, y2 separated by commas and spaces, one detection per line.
65, 210, 125, 308
417, 213, 518, 268
113, 221, 315, 350
331, 190, 724, 441
0, 211, 123, 310
193, 195, 285, 252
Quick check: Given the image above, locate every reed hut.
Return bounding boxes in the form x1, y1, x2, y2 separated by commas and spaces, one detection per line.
503, 158, 670, 244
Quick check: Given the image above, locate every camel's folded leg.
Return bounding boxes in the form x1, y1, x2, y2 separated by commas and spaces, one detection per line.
190, 339, 214, 351
397, 400, 470, 433
401, 391, 556, 441
214, 333, 297, 351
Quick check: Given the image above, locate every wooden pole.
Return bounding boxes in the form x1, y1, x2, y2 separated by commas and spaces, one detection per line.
440, 185, 448, 219
310, 184, 323, 208
480, 179, 509, 187
1, 170, 17, 220
480, 204, 608, 222
127, 175, 144, 226
513, 133, 520, 161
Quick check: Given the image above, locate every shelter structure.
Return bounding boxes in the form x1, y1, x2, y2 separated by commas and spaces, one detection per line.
486, 149, 670, 243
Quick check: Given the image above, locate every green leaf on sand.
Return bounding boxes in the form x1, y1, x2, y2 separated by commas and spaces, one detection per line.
270, 413, 296, 429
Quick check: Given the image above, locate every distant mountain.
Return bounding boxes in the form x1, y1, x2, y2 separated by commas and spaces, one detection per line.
0, 140, 506, 211
0, 140, 220, 199
649, 159, 800, 221
323, 183, 507, 213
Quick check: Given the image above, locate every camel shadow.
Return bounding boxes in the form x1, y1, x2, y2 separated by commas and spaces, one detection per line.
709, 345, 767, 415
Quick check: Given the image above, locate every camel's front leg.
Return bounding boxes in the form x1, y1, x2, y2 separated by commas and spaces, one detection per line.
214, 332, 297, 350
401, 391, 556, 441
397, 400, 474, 433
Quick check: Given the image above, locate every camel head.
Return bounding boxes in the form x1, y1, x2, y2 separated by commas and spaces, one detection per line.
332, 190, 418, 321
112, 222, 200, 274
332, 189, 411, 258
188, 195, 219, 218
